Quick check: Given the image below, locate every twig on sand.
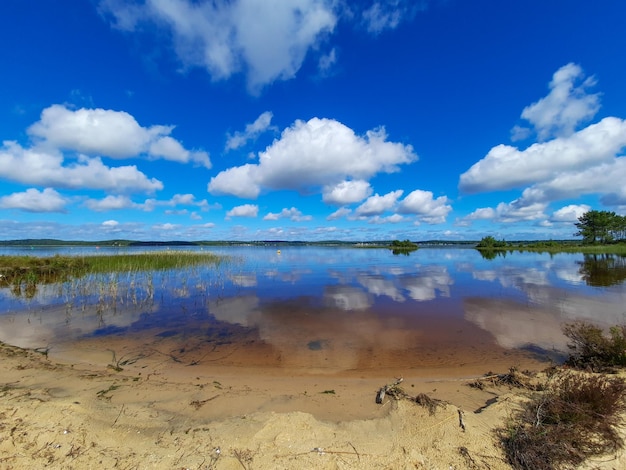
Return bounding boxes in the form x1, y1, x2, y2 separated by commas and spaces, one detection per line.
112, 404, 125, 426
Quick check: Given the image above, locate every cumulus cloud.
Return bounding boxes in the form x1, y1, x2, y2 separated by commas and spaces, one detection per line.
226, 111, 275, 151
550, 204, 591, 223
102, 220, 119, 227
85, 195, 137, 211
518, 157, 626, 207
465, 199, 548, 224
0, 188, 68, 213
0, 141, 163, 194
226, 204, 259, 218
100, 0, 337, 93
29, 104, 211, 168
209, 118, 416, 198
355, 190, 403, 216
459, 64, 626, 229
263, 207, 312, 221
459, 117, 626, 194
322, 179, 372, 205
519, 63, 600, 141
397, 189, 452, 224
83, 193, 215, 213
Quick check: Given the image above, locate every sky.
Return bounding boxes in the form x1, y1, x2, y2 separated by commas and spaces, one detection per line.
1, 0, 626, 242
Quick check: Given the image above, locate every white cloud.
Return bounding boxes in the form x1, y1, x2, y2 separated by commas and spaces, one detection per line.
150, 136, 211, 168
550, 204, 591, 223
510, 125, 531, 142
85, 195, 137, 212
355, 190, 403, 216
464, 199, 548, 224
263, 207, 312, 221
83, 193, 216, 213
152, 223, 179, 230
362, 0, 423, 34
318, 47, 337, 73
28, 105, 211, 168
519, 157, 626, 207
100, 0, 337, 93
369, 214, 404, 224
464, 207, 496, 221
327, 207, 351, 220
520, 63, 600, 141
226, 204, 259, 218
459, 117, 626, 194
225, 111, 275, 151
397, 189, 452, 224
209, 118, 416, 198
0, 188, 67, 213
0, 141, 163, 194
102, 220, 119, 227
322, 179, 372, 205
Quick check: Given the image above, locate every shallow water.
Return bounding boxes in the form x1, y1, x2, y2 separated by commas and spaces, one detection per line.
1, 246, 625, 376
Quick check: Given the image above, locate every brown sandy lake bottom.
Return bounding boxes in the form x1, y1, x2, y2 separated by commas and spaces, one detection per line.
0, 297, 558, 423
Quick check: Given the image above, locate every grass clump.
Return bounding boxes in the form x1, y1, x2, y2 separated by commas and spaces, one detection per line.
502, 372, 626, 469
80, 251, 222, 273
0, 251, 223, 298
563, 321, 626, 371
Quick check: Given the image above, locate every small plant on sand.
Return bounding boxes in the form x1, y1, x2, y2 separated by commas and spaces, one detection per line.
563, 321, 626, 371
501, 371, 626, 470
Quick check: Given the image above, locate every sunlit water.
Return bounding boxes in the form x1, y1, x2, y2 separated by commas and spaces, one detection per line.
1, 246, 625, 375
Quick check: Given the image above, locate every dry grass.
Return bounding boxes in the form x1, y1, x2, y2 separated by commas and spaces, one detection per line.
501, 371, 626, 469
563, 321, 626, 372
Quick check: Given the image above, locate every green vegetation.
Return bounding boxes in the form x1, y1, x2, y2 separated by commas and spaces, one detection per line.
389, 239, 419, 255
500, 321, 626, 469
476, 235, 507, 249
0, 251, 223, 298
80, 251, 222, 273
575, 210, 626, 245
563, 321, 626, 371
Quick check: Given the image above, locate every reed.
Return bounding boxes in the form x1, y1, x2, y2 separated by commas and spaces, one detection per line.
0, 251, 224, 299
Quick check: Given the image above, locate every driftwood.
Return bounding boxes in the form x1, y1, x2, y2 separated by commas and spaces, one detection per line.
375, 377, 403, 404
375, 378, 446, 415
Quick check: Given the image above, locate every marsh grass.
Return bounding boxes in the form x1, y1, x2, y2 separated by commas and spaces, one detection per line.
0, 251, 224, 299
82, 251, 222, 273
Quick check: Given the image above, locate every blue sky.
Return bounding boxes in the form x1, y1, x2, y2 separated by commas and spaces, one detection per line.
1, 0, 625, 242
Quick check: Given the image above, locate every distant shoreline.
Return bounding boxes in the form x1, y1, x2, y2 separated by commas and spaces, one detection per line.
0, 238, 572, 248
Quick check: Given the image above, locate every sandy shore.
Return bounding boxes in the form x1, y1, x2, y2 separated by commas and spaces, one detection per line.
1, 339, 625, 469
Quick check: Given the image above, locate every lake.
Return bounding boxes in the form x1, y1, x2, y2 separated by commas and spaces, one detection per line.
1, 246, 625, 378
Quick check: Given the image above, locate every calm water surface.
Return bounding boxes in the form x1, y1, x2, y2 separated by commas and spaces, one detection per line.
1, 246, 625, 374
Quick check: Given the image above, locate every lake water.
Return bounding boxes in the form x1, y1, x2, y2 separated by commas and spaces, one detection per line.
1, 246, 625, 377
